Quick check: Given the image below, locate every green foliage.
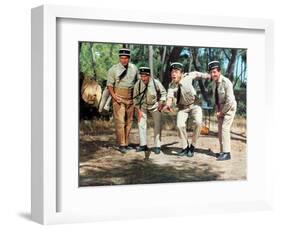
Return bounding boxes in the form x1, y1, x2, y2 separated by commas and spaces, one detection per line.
92, 43, 121, 86
79, 42, 94, 79
130, 45, 149, 67
79, 42, 247, 116
79, 42, 122, 86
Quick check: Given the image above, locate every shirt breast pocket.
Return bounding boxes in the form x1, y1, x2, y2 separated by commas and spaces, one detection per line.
219, 87, 226, 102
147, 94, 156, 104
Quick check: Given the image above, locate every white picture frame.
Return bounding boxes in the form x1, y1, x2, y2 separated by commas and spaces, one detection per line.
31, 4, 274, 225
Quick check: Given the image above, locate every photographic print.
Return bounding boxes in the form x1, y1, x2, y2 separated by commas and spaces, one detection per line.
79, 42, 247, 186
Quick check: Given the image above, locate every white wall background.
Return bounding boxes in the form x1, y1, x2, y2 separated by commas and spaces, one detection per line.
0, 0, 280, 229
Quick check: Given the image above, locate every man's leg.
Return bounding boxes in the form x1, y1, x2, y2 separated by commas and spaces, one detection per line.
138, 110, 147, 147
176, 109, 189, 152
222, 108, 236, 153
183, 105, 202, 157
190, 105, 203, 147
152, 110, 161, 147
113, 101, 126, 147
218, 117, 223, 153
151, 110, 161, 154
124, 103, 134, 147
217, 107, 236, 161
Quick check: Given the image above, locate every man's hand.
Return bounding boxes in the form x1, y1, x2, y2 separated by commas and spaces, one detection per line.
216, 111, 224, 118
161, 105, 173, 113
157, 102, 165, 112
113, 94, 122, 104
161, 98, 173, 112
108, 86, 122, 104
135, 108, 143, 122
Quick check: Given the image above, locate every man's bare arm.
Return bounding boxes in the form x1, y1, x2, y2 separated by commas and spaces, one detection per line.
107, 85, 121, 103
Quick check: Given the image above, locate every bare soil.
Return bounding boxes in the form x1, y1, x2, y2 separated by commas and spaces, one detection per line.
79, 116, 247, 186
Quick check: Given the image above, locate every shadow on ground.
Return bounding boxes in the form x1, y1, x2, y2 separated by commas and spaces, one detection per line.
79, 151, 223, 186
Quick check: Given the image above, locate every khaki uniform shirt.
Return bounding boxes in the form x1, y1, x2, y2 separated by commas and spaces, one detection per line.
106, 62, 138, 89
133, 78, 167, 111
167, 71, 210, 106
212, 74, 236, 114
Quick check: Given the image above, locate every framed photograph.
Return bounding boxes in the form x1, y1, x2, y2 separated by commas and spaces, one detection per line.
31, 5, 274, 225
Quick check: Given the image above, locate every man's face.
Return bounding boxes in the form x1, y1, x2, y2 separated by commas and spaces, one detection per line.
119, 56, 129, 66
171, 69, 182, 83
210, 68, 221, 81
140, 74, 150, 85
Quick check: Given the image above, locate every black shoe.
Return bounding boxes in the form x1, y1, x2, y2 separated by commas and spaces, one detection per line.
125, 145, 134, 150
215, 152, 222, 158
118, 146, 127, 154
136, 145, 148, 152
217, 152, 231, 161
153, 147, 161, 154
186, 144, 195, 157
177, 146, 189, 156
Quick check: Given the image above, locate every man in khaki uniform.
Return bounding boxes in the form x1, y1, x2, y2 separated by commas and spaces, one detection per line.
163, 62, 210, 157
208, 61, 237, 161
133, 67, 167, 154
107, 48, 138, 153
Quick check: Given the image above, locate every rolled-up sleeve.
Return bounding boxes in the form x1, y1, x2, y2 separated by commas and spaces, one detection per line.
106, 67, 115, 87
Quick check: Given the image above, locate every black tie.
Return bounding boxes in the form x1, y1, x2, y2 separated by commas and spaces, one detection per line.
215, 82, 219, 106
177, 85, 181, 105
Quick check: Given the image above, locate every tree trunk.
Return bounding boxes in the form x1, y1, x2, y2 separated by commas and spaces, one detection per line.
188, 48, 193, 72
109, 44, 114, 57
225, 49, 238, 82
90, 43, 96, 65
149, 45, 154, 78
159, 46, 167, 82
206, 48, 209, 70
208, 48, 213, 61
90, 43, 96, 78
233, 55, 240, 88
163, 46, 182, 88
191, 48, 210, 104
204, 48, 210, 88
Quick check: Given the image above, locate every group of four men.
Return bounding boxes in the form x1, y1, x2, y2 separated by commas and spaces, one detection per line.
106, 48, 237, 161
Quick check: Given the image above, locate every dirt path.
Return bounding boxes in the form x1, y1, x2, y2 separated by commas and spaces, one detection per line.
79, 122, 247, 186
